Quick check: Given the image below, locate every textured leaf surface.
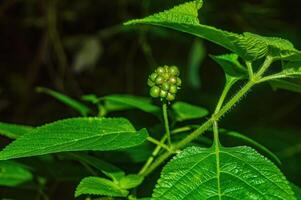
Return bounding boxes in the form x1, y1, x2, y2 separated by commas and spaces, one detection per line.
172, 101, 208, 122
210, 54, 247, 78
152, 146, 295, 200
0, 122, 33, 139
0, 161, 32, 187
125, 1, 301, 61
0, 118, 148, 160
75, 176, 128, 197
104, 95, 160, 117
291, 183, 301, 199
37, 87, 91, 116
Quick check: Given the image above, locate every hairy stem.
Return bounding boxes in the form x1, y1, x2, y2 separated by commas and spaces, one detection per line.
162, 103, 171, 146
147, 137, 172, 152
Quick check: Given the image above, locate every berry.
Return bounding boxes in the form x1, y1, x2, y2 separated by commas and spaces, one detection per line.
162, 82, 170, 91
166, 93, 175, 101
150, 73, 157, 81
150, 86, 160, 98
169, 85, 177, 94
160, 90, 168, 98
147, 65, 181, 102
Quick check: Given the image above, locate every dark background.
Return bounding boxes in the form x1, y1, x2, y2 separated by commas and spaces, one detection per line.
0, 0, 300, 199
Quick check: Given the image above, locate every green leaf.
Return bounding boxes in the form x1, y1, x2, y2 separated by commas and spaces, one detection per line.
125, 1, 301, 62
0, 118, 148, 160
81, 94, 100, 104
269, 79, 301, 93
172, 101, 208, 122
210, 54, 248, 78
75, 176, 129, 198
291, 183, 301, 199
0, 122, 33, 139
119, 174, 144, 189
220, 129, 281, 165
0, 161, 33, 187
152, 146, 296, 200
187, 39, 206, 89
104, 95, 161, 117
36, 87, 91, 116
65, 153, 125, 182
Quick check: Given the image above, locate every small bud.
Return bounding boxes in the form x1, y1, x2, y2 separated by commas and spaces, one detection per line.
156, 67, 165, 74
160, 90, 168, 98
162, 82, 170, 91
169, 85, 177, 94
166, 93, 175, 101
155, 76, 164, 84
150, 73, 158, 81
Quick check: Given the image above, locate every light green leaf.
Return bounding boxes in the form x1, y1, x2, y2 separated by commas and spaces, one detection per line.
269, 79, 301, 93
75, 176, 129, 198
187, 39, 206, 89
220, 129, 281, 165
0, 118, 148, 160
81, 94, 100, 104
172, 101, 208, 122
152, 146, 295, 200
119, 174, 144, 189
36, 87, 91, 116
0, 122, 33, 139
125, 1, 301, 62
65, 153, 125, 182
104, 95, 160, 117
210, 54, 248, 78
0, 161, 33, 187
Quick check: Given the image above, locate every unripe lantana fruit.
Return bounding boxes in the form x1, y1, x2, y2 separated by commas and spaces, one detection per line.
148, 65, 181, 102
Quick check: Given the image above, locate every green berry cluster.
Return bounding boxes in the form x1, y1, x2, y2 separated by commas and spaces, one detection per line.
148, 65, 181, 101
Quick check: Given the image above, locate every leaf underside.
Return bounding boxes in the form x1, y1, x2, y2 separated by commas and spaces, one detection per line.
0, 118, 148, 160
152, 146, 296, 200
0, 161, 33, 187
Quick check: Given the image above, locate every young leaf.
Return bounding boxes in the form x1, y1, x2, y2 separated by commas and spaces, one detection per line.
36, 87, 91, 116
0, 118, 148, 160
0, 161, 33, 187
125, 1, 301, 62
104, 95, 161, 117
0, 122, 33, 139
172, 101, 208, 122
210, 53, 248, 78
152, 146, 296, 200
65, 153, 125, 182
119, 174, 144, 190
75, 176, 129, 198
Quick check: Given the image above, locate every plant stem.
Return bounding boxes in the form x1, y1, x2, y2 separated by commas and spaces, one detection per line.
147, 137, 172, 152
162, 103, 171, 146
140, 56, 274, 177
214, 78, 236, 114
246, 61, 254, 79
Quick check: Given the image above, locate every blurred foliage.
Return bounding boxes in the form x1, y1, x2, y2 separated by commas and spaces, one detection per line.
0, 0, 300, 199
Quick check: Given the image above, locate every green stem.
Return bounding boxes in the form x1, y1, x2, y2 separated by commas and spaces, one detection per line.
147, 137, 172, 152
214, 77, 237, 114
246, 61, 254, 79
162, 103, 171, 146
141, 56, 274, 177
213, 120, 221, 199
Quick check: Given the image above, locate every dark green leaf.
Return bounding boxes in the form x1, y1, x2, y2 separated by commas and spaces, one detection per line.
0, 161, 33, 187
210, 54, 248, 78
104, 95, 160, 117
0, 122, 33, 139
0, 118, 148, 160
36, 87, 91, 116
269, 79, 301, 93
291, 183, 301, 199
172, 101, 208, 122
